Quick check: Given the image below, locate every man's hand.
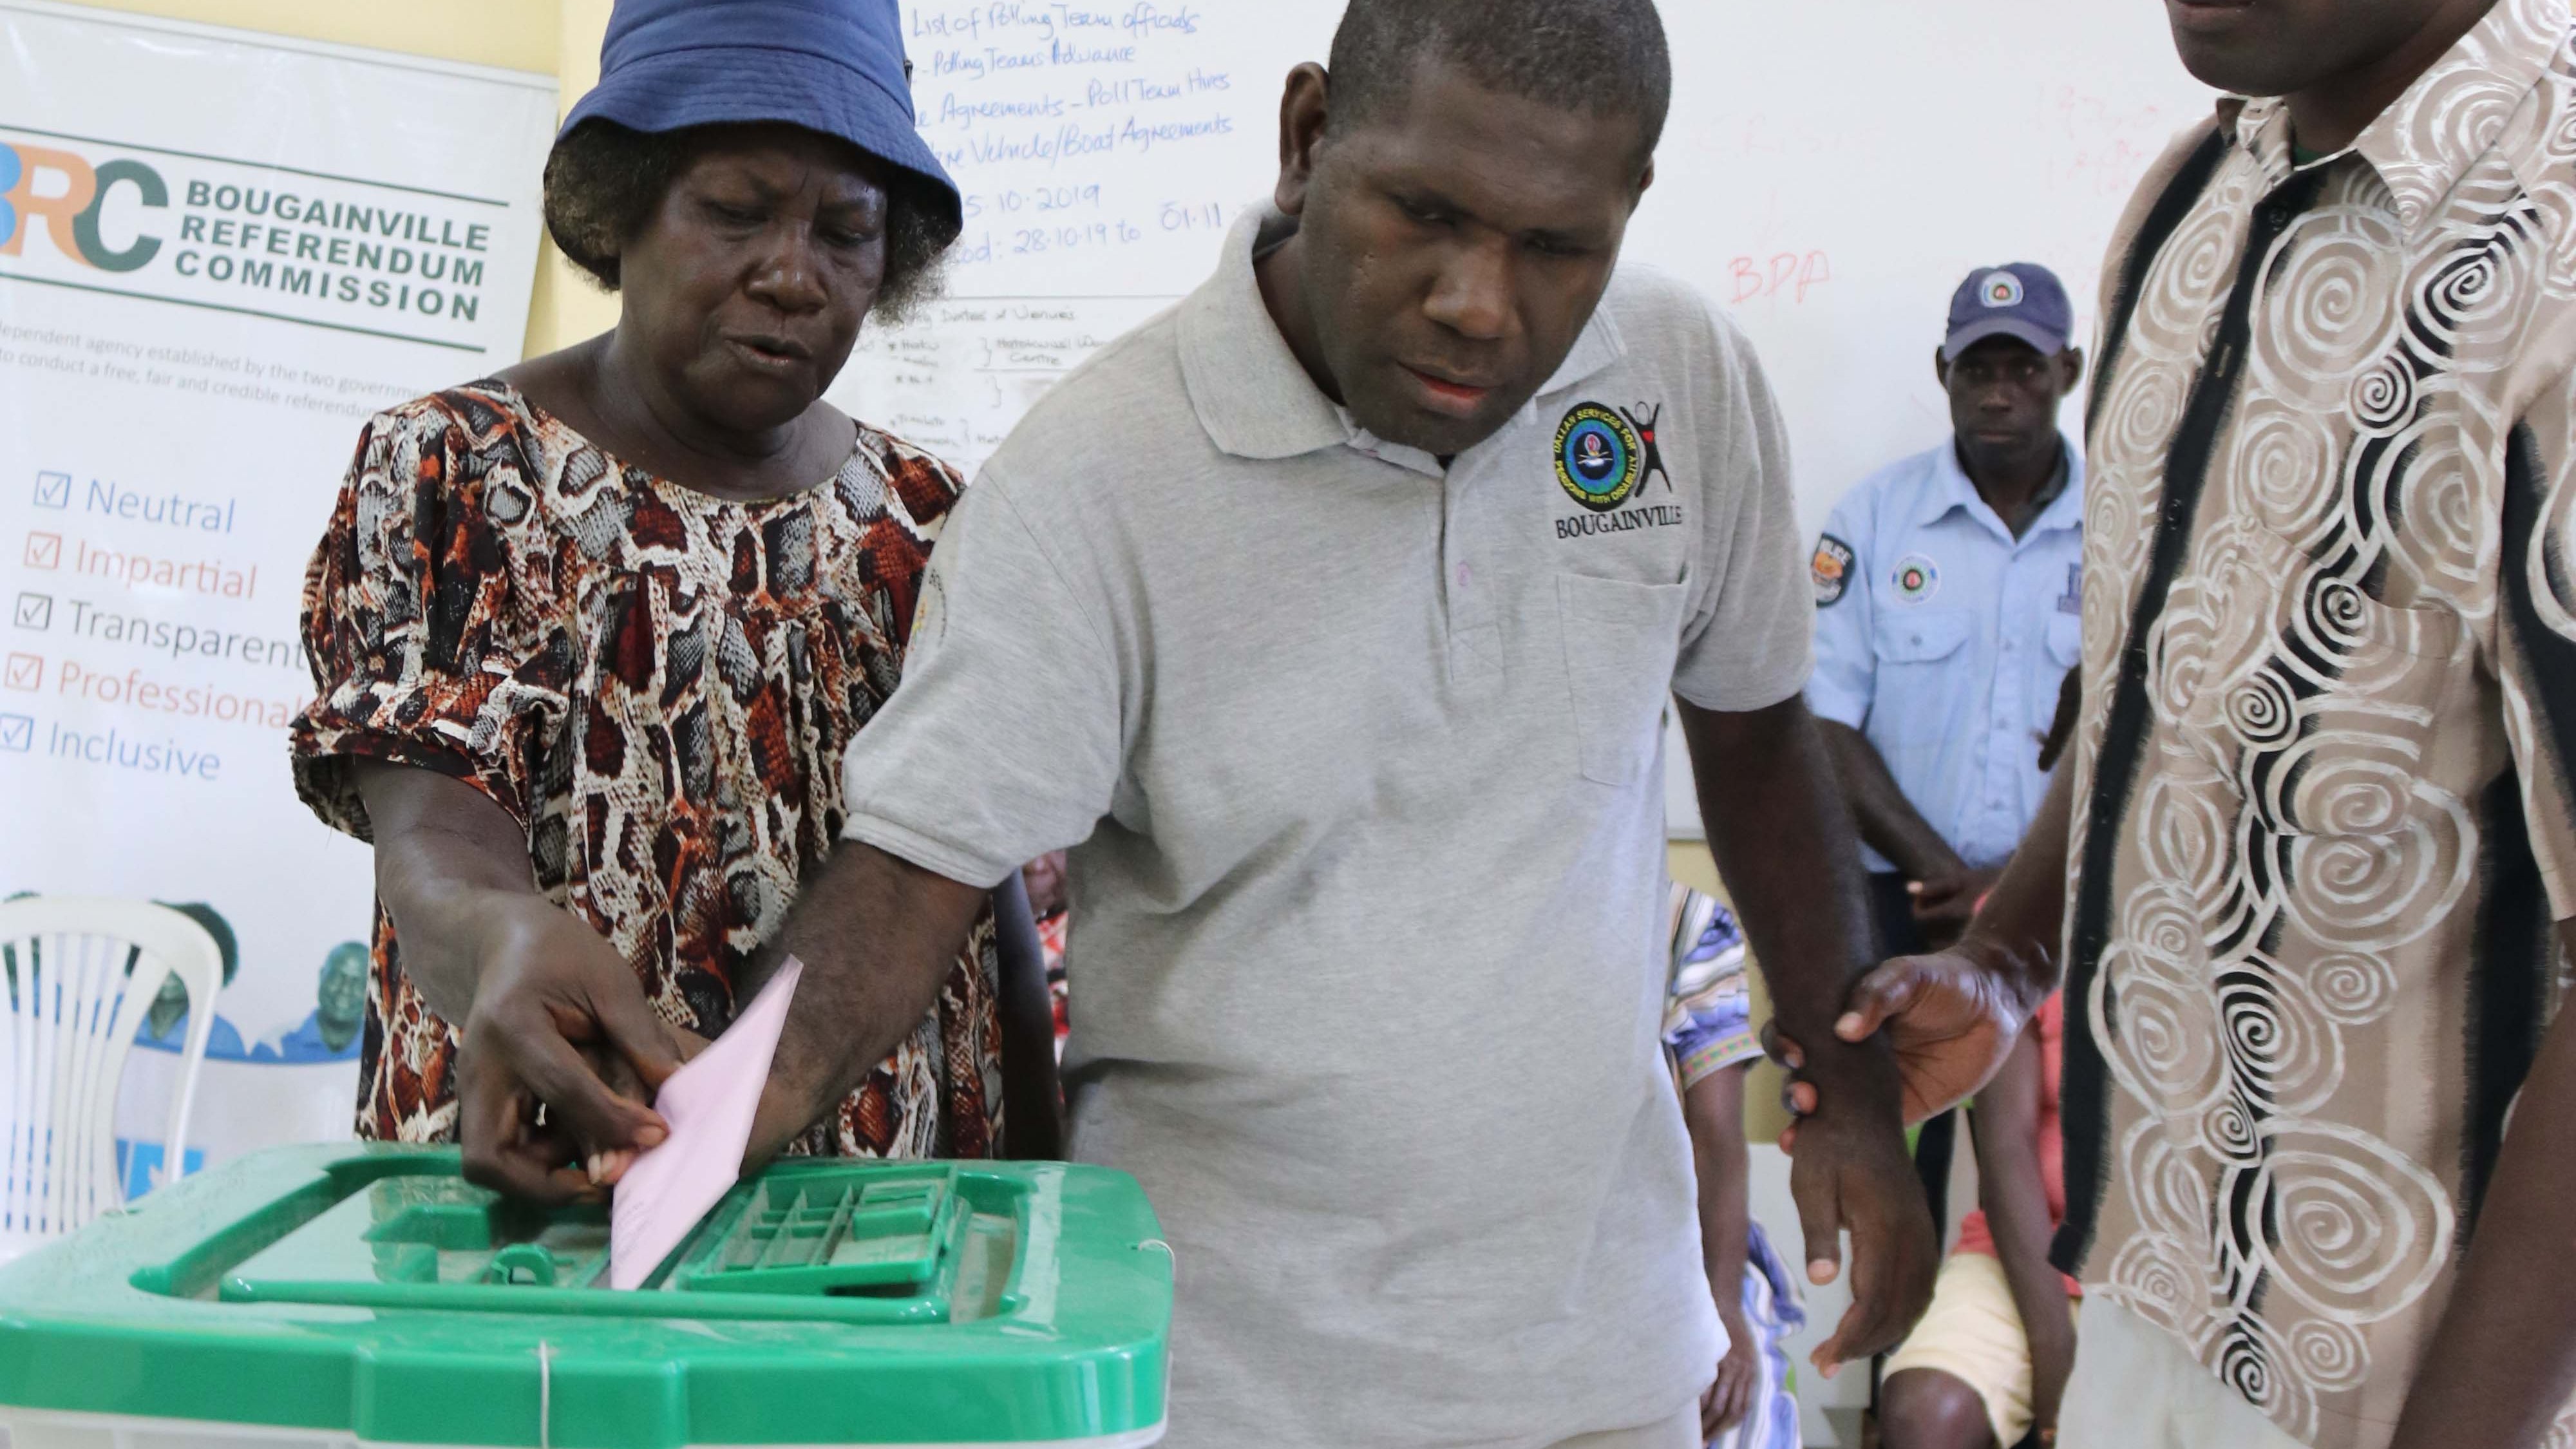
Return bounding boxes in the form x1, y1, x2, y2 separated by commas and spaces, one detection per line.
1908, 864, 2002, 950
1788, 1088, 1940, 1373
455, 895, 687, 1202
1770, 943, 2045, 1137
1835, 945, 2038, 1122
1703, 1307, 1759, 1438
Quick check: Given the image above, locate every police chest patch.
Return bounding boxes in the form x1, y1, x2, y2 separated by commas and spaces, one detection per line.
1812, 535, 1855, 607
1892, 553, 1940, 604
1553, 401, 1643, 512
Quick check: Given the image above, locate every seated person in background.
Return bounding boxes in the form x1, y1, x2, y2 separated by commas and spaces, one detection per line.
1878, 994, 2072, 1449
287, 0, 1054, 1186
133, 900, 246, 1059
1665, 884, 1806, 1449
1805, 265, 2083, 956
251, 941, 370, 1063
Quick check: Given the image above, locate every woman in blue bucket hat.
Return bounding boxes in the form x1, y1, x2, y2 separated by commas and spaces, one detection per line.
287, 0, 1060, 1199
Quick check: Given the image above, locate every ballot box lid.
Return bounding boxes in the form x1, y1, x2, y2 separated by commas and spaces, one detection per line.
0, 1145, 1170, 1447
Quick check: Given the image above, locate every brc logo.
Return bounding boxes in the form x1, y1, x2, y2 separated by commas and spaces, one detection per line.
0, 143, 166, 273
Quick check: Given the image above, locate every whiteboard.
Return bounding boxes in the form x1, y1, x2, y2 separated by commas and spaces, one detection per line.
828, 0, 2215, 835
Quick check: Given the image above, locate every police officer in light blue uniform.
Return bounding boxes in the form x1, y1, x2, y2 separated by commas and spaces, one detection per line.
1807, 263, 2085, 957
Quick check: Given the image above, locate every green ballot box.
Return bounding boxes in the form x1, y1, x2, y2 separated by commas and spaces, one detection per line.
0, 1145, 1170, 1448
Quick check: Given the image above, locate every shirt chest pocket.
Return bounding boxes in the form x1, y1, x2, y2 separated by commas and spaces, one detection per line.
2046, 612, 2081, 668
1870, 611, 1974, 742
1557, 573, 1689, 787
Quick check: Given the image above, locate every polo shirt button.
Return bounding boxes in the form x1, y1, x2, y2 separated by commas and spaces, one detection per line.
1455, 563, 1471, 587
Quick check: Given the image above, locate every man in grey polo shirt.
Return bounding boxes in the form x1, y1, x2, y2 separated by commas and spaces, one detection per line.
799, 0, 1938, 1435
461, 1, 1940, 1444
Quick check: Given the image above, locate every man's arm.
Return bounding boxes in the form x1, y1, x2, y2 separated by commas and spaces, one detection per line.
1816, 719, 1992, 944
736, 840, 992, 1166
1680, 694, 1936, 1372
1681, 1063, 1758, 1437
1774, 761, 2072, 1148
1783, 760, 2070, 1126
1817, 719, 1965, 882
354, 761, 682, 1200
1969, 1027, 2075, 1444
2387, 939, 2576, 1449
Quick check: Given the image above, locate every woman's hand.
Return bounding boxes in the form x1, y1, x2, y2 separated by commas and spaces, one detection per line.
354, 762, 692, 1204
455, 895, 689, 1202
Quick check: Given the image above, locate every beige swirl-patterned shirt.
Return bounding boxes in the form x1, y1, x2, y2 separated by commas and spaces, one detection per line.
2064, 1, 2576, 1444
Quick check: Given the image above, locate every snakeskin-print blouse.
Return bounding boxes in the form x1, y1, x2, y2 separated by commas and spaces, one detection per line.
290, 380, 1001, 1159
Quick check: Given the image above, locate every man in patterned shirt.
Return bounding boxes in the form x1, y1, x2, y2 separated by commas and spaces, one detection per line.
1782, 0, 2576, 1445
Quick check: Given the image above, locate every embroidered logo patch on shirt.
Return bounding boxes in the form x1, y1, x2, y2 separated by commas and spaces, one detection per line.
1619, 402, 1672, 494
1892, 553, 1940, 604
1553, 401, 1643, 513
1812, 535, 1855, 607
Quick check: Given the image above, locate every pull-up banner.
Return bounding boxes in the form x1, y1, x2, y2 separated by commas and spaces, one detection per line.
0, 1, 556, 1188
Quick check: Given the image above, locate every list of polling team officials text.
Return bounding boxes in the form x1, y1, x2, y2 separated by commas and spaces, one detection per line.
835, 3, 1329, 470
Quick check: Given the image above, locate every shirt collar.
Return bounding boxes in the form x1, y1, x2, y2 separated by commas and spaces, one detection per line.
1177, 206, 1629, 468
1532, 296, 1626, 405
1177, 207, 1350, 462
2032, 447, 2086, 534
2230, 0, 2564, 235
1914, 433, 2085, 535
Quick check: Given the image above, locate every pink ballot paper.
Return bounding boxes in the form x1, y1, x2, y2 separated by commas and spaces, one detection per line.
608, 956, 803, 1291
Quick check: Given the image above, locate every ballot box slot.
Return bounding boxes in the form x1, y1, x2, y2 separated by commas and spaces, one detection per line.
122, 1153, 1027, 1323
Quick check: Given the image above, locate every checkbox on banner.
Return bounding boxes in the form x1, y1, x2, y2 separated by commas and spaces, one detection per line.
31, 473, 69, 510
0, 715, 31, 753
23, 533, 60, 571
13, 593, 49, 631
4, 654, 39, 692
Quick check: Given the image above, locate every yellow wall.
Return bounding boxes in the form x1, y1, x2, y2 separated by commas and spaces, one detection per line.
80, 0, 620, 357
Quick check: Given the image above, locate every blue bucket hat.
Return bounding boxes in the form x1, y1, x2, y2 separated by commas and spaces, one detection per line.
562, 0, 962, 243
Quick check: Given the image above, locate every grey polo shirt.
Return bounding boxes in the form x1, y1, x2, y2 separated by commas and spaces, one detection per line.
841, 211, 1814, 1449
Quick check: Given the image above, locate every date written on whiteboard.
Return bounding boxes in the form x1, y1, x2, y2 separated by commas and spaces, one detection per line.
963, 184, 1106, 219
1728, 251, 1831, 305
1010, 222, 1144, 254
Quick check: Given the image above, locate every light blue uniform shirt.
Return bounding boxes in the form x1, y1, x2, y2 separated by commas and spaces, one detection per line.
1806, 437, 2083, 873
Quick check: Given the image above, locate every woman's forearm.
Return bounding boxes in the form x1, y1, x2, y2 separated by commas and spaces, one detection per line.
353, 759, 544, 1025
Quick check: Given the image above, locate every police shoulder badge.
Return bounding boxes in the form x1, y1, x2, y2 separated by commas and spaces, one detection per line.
1553, 401, 1644, 512
1812, 535, 1855, 607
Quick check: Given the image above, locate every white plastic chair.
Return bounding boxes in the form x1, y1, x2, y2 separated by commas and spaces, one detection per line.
0, 897, 223, 1259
